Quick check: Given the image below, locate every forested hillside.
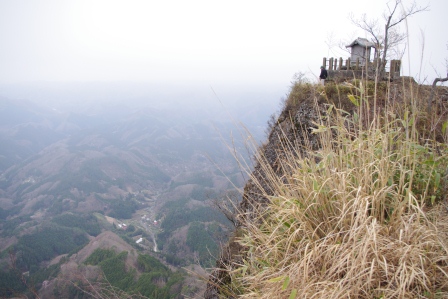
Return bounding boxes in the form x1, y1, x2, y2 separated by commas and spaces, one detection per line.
0, 85, 274, 298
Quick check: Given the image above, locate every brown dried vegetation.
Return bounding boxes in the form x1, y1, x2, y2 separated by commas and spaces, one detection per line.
206, 77, 448, 298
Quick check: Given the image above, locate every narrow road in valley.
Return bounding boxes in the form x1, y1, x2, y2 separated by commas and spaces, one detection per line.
136, 191, 162, 252
151, 233, 158, 252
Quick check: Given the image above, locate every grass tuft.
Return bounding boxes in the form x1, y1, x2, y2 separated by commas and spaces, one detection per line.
226, 78, 448, 298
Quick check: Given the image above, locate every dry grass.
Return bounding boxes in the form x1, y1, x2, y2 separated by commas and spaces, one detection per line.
226, 79, 448, 298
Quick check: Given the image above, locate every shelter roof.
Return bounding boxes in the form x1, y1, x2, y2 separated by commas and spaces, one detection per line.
346, 37, 376, 48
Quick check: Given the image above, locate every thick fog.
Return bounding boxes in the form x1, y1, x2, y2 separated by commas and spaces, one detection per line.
0, 0, 446, 86
0, 81, 283, 124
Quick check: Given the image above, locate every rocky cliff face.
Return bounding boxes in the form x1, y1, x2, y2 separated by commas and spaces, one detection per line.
204, 84, 335, 298
204, 79, 448, 298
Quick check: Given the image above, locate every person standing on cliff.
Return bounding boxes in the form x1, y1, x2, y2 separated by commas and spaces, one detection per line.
319, 66, 328, 85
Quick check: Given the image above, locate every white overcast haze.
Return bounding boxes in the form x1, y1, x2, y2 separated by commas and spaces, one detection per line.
0, 0, 447, 89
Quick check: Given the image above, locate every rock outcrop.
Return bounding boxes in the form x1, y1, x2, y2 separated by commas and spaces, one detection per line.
204, 85, 331, 298
204, 79, 448, 298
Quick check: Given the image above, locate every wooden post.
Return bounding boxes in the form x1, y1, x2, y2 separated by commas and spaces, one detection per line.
390, 60, 396, 72
396, 60, 401, 73
322, 57, 327, 69
334, 58, 338, 70
339, 58, 343, 70
390, 60, 401, 78
392, 60, 401, 72
329, 58, 334, 71
347, 58, 350, 70
389, 60, 396, 78
356, 58, 359, 70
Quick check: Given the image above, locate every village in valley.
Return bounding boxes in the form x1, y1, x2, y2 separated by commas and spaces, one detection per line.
103, 190, 163, 253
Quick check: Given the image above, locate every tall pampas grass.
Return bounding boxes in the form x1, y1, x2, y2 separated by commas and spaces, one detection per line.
227, 78, 448, 298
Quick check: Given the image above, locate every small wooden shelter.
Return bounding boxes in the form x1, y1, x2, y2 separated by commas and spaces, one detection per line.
346, 37, 376, 65
321, 36, 401, 80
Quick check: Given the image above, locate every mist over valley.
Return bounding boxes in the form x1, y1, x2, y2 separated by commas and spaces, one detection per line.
0, 81, 282, 298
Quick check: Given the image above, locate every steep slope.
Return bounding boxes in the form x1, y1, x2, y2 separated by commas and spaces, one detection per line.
38, 231, 188, 299
205, 82, 332, 298
205, 79, 448, 298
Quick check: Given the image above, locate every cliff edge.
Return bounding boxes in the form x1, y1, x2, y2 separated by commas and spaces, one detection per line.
205, 78, 448, 298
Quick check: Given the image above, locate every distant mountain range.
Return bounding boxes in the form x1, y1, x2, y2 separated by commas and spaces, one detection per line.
0, 83, 279, 298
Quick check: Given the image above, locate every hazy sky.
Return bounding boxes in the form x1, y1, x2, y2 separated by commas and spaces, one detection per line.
0, 0, 446, 88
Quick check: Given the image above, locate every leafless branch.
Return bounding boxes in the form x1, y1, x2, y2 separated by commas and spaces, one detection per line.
387, 0, 429, 28
212, 190, 242, 227
350, 0, 428, 78
427, 74, 448, 114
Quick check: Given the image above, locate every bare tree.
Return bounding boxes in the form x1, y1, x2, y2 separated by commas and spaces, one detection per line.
350, 0, 428, 78
212, 190, 242, 227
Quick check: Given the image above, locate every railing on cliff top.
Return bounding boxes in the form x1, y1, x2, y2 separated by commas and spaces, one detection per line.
322, 57, 402, 79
